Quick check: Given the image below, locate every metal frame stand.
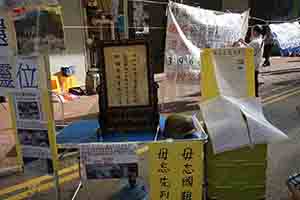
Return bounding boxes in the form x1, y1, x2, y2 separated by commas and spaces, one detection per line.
71, 157, 92, 200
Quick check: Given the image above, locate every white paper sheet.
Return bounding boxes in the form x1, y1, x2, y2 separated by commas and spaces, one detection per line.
223, 96, 289, 144
200, 97, 250, 154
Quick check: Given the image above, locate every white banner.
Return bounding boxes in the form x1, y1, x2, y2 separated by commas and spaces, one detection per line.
165, 2, 249, 81
270, 22, 300, 56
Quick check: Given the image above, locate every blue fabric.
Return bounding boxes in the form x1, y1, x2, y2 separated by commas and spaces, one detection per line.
56, 116, 206, 144
57, 116, 166, 144
56, 119, 99, 144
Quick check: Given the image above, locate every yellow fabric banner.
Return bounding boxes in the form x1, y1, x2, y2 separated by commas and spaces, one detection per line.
147, 140, 204, 200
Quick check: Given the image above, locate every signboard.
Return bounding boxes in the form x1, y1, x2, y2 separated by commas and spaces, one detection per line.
98, 40, 159, 133
165, 2, 249, 81
80, 143, 139, 180
145, 140, 204, 200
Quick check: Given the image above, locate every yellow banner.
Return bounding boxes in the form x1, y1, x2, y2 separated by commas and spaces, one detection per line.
148, 140, 204, 200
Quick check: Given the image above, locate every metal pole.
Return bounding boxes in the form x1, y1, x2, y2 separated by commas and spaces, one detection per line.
54, 170, 62, 200
123, 0, 129, 39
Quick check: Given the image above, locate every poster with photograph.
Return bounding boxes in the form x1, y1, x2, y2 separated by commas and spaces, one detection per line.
80, 143, 140, 180
11, 91, 47, 129
84, 163, 138, 180
18, 129, 51, 159
14, 6, 65, 56
18, 128, 53, 174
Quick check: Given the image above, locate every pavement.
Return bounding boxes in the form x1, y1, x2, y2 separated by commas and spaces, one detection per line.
1, 56, 300, 199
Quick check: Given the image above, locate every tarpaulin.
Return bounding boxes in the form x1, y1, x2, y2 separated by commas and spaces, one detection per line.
270, 22, 300, 56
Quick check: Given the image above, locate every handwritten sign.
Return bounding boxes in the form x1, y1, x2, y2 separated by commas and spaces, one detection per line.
147, 141, 204, 200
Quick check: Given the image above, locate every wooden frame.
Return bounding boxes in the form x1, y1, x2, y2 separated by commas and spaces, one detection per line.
97, 40, 159, 133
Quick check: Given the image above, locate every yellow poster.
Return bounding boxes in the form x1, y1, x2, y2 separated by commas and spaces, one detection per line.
200, 48, 255, 101
148, 140, 204, 200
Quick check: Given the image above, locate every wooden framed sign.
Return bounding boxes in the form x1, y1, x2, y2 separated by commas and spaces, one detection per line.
98, 40, 159, 133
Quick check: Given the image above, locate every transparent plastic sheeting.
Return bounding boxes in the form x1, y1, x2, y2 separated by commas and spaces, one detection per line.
165, 1, 249, 83
200, 96, 288, 154
270, 22, 300, 56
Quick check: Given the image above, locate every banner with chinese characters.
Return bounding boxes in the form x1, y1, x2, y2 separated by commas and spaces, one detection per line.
1, 55, 49, 95
165, 2, 249, 82
80, 143, 140, 180
145, 140, 204, 200
0, 9, 17, 95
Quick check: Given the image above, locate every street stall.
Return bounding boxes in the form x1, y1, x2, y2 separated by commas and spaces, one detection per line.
0, 1, 292, 200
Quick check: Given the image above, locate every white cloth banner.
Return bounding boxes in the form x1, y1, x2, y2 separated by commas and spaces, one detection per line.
165, 2, 249, 81
270, 22, 300, 56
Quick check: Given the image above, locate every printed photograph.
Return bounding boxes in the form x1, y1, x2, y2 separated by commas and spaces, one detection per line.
14, 7, 65, 55
18, 129, 49, 147
16, 101, 41, 121
18, 129, 53, 174
85, 163, 138, 180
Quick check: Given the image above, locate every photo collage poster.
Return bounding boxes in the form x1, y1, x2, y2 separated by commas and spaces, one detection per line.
80, 143, 140, 181
13, 5, 65, 56
5, 55, 57, 175
10, 90, 54, 175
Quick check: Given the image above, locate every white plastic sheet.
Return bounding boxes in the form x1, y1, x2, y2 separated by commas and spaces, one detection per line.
200, 97, 250, 154
270, 22, 300, 56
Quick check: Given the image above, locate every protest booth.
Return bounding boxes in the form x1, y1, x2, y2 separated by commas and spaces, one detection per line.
0, 1, 290, 200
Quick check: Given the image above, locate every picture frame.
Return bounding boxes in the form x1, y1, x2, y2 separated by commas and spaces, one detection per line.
97, 40, 159, 134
